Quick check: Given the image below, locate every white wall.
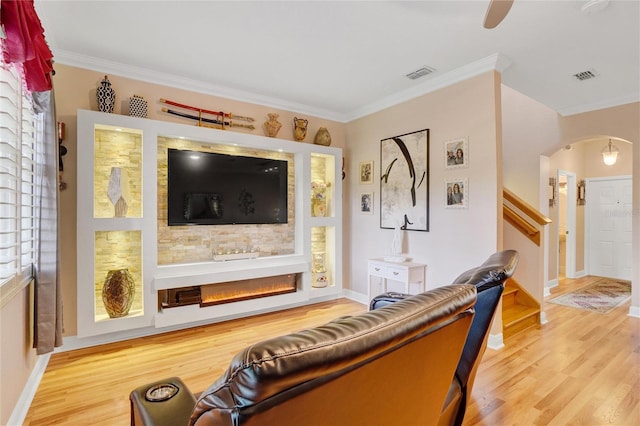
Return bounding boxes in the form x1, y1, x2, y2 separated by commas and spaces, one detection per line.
345, 72, 501, 296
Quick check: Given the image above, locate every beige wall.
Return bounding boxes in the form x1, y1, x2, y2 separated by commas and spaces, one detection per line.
0, 286, 38, 425
52, 64, 347, 337
345, 72, 502, 294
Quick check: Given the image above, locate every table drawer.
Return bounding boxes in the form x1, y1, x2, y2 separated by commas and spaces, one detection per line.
368, 263, 408, 282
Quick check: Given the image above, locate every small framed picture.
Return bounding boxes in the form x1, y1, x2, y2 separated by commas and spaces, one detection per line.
445, 178, 468, 209
359, 160, 374, 184
360, 192, 374, 214
444, 137, 468, 169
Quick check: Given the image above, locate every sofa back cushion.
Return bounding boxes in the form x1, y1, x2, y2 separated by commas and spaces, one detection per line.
189, 284, 477, 426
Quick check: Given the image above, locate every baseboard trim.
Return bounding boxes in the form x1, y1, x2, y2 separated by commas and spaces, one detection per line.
342, 289, 368, 305
628, 305, 640, 318
487, 333, 504, 350
7, 353, 50, 426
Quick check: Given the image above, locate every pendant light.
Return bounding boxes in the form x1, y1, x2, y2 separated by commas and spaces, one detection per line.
601, 139, 619, 166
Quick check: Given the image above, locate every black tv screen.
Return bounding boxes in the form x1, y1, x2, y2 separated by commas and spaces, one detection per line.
167, 148, 288, 226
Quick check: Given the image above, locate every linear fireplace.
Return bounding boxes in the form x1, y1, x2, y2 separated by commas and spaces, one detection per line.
158, 274, 299, 309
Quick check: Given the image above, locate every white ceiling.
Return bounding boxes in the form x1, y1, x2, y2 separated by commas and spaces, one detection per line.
35, 0, 640, 122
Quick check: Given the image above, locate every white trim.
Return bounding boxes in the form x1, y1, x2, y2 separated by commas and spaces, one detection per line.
628, 305, 640, 318
539, 311, 548, 325
487, 333, 504, 350
0, 272, 32, 308
52, 51, 512, 124
557, 94, 640, 117
342, 289, 368, 305
7, 353, 50, 426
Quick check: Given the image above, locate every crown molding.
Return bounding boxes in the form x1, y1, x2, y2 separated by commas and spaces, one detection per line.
53, 50, 513, 123
52, 49, 345, 122
342, 53, 513, 122
556, 93, 640, 117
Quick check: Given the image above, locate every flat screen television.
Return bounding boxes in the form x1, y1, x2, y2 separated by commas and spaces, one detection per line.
167, 148, 288, 226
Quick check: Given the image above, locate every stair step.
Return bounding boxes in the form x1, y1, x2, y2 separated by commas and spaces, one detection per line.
503, 303, 539, 338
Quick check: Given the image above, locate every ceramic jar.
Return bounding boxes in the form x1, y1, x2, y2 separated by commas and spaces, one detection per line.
97, 75, 116, 113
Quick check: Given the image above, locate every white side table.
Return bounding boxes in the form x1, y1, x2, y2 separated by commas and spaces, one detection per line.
367, 258, 426, 302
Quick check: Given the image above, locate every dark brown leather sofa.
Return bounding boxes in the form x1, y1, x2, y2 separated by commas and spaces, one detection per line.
130, 284, 477, 425
370, 249, 519, 426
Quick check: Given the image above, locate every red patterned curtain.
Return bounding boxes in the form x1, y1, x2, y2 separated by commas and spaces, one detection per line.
1, 0, 54, 92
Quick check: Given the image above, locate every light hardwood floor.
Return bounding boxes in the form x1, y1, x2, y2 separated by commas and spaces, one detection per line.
24, 277, 639, 425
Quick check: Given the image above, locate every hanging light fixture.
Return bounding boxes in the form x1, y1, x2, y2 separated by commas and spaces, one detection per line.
601, 139, 619, 166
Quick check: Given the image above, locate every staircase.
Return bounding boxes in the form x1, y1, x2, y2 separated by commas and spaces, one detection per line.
502, 278, 540, 339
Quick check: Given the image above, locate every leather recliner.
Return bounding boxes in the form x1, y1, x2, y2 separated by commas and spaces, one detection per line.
369, 249, 520, 426
130, 284, 477, 425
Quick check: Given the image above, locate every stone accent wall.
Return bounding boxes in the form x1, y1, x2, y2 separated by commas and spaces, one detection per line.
93, 129, 143, 218
157, 137, 296, 265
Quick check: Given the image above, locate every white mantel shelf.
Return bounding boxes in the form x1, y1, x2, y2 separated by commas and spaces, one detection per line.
153, 255, 309, 290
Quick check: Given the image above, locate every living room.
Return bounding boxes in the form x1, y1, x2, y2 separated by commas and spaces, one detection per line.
1, 1, 639, 425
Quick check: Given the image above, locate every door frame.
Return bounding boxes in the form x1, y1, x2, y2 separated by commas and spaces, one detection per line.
557, 170, 577, 279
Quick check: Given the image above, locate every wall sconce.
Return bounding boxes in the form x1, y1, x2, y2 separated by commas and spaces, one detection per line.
601, 139, 619, 165
548, 177, 556, 207
577, 180, 586, 205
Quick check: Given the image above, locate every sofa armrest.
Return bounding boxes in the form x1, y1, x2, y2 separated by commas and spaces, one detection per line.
130, 377, 197, 426
369, 291, 412, 310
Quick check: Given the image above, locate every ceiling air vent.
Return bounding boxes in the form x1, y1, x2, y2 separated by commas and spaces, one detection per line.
406, 66, 436, 80
572, 68, 599, 81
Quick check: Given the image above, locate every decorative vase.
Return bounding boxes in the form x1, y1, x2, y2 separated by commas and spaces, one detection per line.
311, 180, 327, 217
129, 94, 148, 118
102, 268, 135, 318
97, 75, 116, 113
314, 126, 331, 146
312, 252, 328, 288
264, 113, 282, 137
293, 117, 308, 141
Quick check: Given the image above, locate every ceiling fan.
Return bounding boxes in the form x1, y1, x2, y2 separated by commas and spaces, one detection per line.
483, 0, 515, 29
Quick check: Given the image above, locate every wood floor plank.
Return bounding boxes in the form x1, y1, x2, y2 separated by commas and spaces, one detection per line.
22, 277, 640, 426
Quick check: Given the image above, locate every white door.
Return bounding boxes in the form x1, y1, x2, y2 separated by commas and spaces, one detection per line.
587, 177, 633, 280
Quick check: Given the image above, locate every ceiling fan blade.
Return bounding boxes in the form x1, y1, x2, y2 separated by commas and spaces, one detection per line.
483, 0, 514, 29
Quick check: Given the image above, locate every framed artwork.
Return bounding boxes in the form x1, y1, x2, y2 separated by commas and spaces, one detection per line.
380, 129, 429, 231
445, 178, 468, 209
360, 192, 374, 214
444, 137, 468, 169
359, 160, 373, 184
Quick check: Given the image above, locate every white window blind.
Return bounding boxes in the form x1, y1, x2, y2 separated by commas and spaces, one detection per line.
0, 64, 38, 288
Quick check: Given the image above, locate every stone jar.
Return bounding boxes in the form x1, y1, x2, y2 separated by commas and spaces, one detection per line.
314, 126, 331, 146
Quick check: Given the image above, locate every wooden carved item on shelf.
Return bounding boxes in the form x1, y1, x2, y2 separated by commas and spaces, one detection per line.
102, 268, 135, 318
264, 113, 282, 137
293, 117, 308, 141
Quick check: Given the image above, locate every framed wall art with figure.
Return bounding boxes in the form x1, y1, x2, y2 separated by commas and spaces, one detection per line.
380, 129, 429, 231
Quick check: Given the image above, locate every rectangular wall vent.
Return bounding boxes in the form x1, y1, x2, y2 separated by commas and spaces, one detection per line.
572, 69, 598, 81
406, 66, 436, 80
